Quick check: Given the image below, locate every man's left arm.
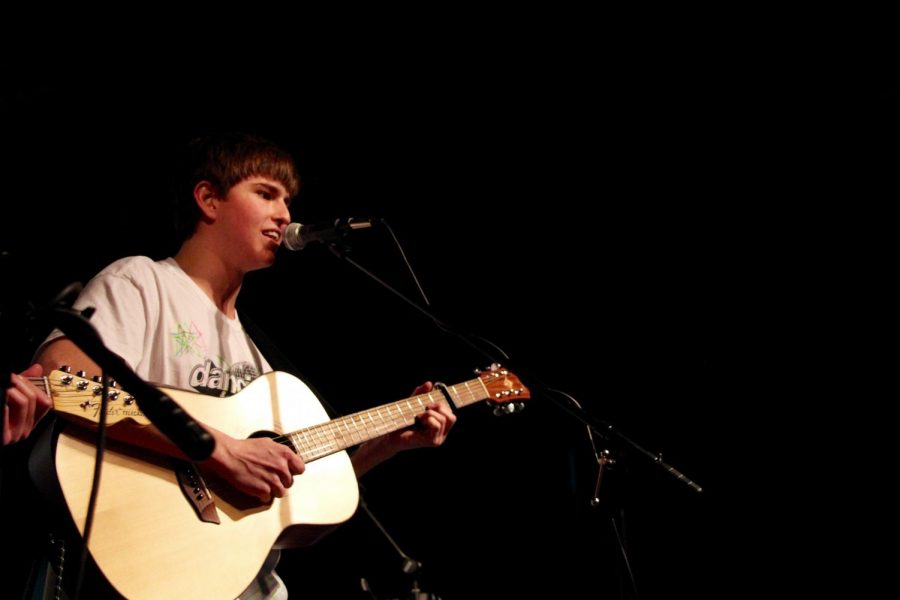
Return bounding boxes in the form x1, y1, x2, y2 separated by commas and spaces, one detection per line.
351, 382, 457, 477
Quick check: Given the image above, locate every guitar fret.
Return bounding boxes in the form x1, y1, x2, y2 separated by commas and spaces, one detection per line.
365, 409, 381, 434
462, 380, 473, 405
337, 417, 350, 443
297, 433, 310, 455
393, 400, 414, 426
303, 431, 318, 455
361, 410, 375, 436
352, 415, 362, 443
375, 407, 390, 435
340, 416, 352, 445
446, 385, 459, 406
299, 423, 333, 462
318, 423, 337, 453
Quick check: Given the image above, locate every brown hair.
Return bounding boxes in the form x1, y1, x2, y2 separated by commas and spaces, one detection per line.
173, 132, 301, 244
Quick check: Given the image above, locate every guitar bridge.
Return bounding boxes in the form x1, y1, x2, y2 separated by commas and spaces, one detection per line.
173, 460, 220, 524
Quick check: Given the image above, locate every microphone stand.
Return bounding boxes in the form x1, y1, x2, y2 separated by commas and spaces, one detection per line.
327, 235, 703, 599
326, 243, 703, 493
359, 494, 436, 600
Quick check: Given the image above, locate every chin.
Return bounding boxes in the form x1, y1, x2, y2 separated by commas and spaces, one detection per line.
255, 259, 277, 271
245, 253, 277, 272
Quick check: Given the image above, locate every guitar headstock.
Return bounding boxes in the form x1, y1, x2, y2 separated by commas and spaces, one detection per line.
48, 368, 149, 426
477, 364, 530, 415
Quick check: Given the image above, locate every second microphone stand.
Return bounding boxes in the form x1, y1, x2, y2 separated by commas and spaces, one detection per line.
358, 494, 438, 600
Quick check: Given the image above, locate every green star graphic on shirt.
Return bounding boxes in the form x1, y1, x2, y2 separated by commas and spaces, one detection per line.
172, 322, 203, 357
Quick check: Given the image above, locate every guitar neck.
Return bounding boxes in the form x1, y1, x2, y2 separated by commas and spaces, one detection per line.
41, 367, 530, 465
287, 377, 490, 463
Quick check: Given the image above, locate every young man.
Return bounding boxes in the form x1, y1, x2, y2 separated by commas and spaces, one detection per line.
34, 132, 456, 598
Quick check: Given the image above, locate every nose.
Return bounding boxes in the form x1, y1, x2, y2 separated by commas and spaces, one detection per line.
273, 197, 291, 225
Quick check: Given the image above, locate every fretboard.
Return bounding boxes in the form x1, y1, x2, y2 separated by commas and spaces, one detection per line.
286, 377, 489, 463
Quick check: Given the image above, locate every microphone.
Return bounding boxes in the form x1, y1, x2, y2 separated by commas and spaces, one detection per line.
282, 218, 375, 251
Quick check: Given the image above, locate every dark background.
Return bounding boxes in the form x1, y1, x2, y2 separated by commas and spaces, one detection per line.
1, 59, 882, 598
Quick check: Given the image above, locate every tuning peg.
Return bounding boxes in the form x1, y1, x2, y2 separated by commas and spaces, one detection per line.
492, 403, 511, 416
92, 375, 103, 383
76, 370, 87, 378
492, 402, 525, 416
60, 365, 72, 373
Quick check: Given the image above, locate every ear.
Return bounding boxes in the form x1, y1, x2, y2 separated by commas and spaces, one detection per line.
193, 181, 220, 221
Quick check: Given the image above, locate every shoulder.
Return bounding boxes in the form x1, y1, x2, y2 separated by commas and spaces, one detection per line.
94, 256, 164, 279
88, 256, 188, 288
81, 256, 178, 299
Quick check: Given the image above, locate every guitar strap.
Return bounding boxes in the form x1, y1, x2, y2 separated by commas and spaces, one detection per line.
239, 313, 344, 419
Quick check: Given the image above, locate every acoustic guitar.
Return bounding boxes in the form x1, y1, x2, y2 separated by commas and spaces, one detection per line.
32, 366, 529, 599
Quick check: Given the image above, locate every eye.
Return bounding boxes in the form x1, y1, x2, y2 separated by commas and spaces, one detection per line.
258, 189, 272, 200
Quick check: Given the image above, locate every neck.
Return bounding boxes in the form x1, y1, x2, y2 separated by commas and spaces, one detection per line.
174, 238, 243, 319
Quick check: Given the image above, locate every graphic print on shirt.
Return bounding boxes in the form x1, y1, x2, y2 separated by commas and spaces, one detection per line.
172, 321, 206, 358
172, 322, 261, 397
189, 357, 261, 397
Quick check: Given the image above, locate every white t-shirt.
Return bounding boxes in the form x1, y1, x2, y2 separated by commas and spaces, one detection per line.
41, 256, 286, 600
43, 256, 272, 393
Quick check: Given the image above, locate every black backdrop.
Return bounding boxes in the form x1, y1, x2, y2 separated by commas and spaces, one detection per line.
1, 68, 832, 599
